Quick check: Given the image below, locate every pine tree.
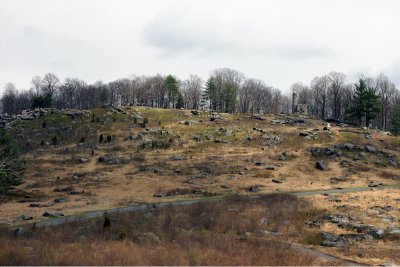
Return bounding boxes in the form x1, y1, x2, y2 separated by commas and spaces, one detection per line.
347, 79, 381, 128
164, 75, 179, 108
391, 107, 400, 136
364, 88, 381, 128
203, 78, 217, 110
176, 92, 184, 109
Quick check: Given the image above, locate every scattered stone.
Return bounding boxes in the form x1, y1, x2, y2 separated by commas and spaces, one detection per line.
330, 176, 347, 184
299, 131, 309, 137
248, 185, 260, 192
98, 156, 109, 163
221, 184, 231, 189
79, 158, 88, 163
170, 155, 184, 161
320, 232, 346, 247
54, 198, 69, 203
42, 211, 64, 217
19, 214, 33, 220
365, 145, 377, 153
272, 178, 283, 184
252, 114, 264, 120
316, 161, 327, 170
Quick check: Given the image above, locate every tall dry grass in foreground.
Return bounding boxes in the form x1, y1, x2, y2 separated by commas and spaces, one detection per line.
0, 194, 327, 266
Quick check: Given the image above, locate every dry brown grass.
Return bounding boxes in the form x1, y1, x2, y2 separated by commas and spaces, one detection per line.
0, 194, 329, 266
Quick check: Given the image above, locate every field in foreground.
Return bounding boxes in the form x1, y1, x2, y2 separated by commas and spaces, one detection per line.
1, 194, 339, 266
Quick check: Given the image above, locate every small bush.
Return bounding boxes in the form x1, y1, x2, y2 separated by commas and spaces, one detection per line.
103, 216, 111, 230
107, 135, 112, 143
99, 134, 104, 143
80, 137, 85, 143
52, 136, 58, 146
42, 121, 47, 128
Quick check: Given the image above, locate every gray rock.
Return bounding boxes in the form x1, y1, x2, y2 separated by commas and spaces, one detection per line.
19, 214, 33, 220
170, 155, 184, 161
54, 198, 69, 203
42, 211, 58, 217
98, 156, 109, 163
387, 227, 400, 235
299, 131, 309, 137
365, 145, 377, 153
79, 158, 88, 163
316, 161, 327, 170
249, 185, 260, 192
368, 228, 385, 239
272, 178, 283, 183
343, 143, 355, 150
320, 232, 346, 247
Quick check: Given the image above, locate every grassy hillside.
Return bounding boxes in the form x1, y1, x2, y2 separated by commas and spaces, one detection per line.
1, 106, 400, 265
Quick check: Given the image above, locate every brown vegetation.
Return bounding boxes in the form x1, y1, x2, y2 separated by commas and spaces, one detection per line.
0, 194, 333, 266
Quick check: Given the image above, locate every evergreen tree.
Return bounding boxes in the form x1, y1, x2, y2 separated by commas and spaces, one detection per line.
31, 93, 52, 109
391, 107, 400, 136
364, 88, 381, 128
164, 75, 179, 108
203, 78, 217, 110
176, 92, 184, 109
99, 88, 108, 105
347, 79, 381, 128
224, 85, 236, 113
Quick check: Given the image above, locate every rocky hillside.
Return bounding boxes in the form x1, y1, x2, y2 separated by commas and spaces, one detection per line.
1, 106, 400, 264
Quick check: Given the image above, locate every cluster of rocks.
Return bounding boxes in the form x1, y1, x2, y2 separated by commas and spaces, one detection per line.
107, 106, 127, 114
0, 108, 89, 128
98, 155, 128, 164
313, 214, 400, 247
298, 129, 320, 139
310, 143, 396, 167
209, 111, 222, 121
261, 134, 282, 145
270, 115, 307, 126
138, 137, 173, 150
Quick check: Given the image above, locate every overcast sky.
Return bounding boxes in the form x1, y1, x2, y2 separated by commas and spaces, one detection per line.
1, 0, 400, 93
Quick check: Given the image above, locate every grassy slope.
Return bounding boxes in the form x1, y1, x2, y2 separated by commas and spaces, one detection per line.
0, 106, 400, 265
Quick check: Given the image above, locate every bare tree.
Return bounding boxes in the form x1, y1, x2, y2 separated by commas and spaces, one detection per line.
181, 74, 203, 110
311, 75, 329, 118
328, 72, 346, 119
41, 73, 60, 97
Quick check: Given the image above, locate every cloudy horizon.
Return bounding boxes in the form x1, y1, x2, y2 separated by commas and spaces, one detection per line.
1, 0, 400, 93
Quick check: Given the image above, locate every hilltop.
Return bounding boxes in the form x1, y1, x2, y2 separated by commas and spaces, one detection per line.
1, 106, 400, 265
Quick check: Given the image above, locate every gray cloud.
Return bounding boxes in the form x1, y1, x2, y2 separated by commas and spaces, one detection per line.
143, 9, 332, 60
